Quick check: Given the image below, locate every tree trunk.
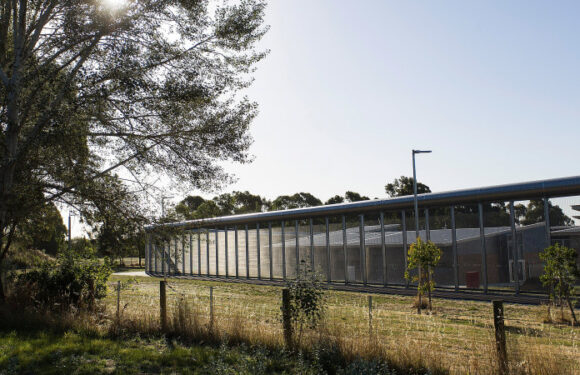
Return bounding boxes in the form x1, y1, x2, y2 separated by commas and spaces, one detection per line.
417, 266, 422, 314
567, 298, 578, 326
0, 267, 5, 302
428, 267, 432, 311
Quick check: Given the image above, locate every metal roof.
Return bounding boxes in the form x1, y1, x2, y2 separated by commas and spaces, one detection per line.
146, 175, 580, 231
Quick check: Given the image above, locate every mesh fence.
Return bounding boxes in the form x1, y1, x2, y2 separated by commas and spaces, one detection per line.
147, 192, 580, 295
110, 279, 580, 375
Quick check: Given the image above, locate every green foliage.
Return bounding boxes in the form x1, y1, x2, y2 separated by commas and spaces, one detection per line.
405, 237, 442, 311
385, 176, 431, 197
0, 0, 269, 300
344, 191, 370, 202
14, 202, 66, 255
270, 193, 322, 211
520, 200, 574, 226
285, 261, 327, 346
173, 191, 269, 220
539, 243, 579, 323
12, 251, 113, 310
324, 195, 344, 205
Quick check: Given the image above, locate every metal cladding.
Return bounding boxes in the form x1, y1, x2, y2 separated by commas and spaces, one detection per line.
146, 175, 580, 231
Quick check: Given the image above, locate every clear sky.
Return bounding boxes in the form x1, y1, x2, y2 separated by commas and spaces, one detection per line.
210, 0, 580, 203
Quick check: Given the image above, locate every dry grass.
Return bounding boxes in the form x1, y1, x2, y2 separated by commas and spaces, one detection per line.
107, 275, 580, 375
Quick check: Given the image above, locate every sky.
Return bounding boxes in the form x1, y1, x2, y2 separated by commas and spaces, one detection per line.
209, 0, 580, 204
72, 1, 580, 235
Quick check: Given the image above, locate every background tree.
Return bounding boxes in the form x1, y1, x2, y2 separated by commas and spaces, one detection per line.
385, 176, 431, 197
519, 199, 574, 227
344, 191, 370, 202
324, 195, 344, 205
213, 191, 268, 215
174, 196, 206, 221
0, 0, 268, 300
539, 243, 578, 325
270, 193, 322, 211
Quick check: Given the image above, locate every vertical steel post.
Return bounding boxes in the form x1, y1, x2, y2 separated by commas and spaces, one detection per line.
343, 215, 348, 284
153, 239, 157, 273
215, 227, 219, 277
268, 222, 273, 280
309, 218, 314, 270
161, 242, 166, 276
245, 224, 249, 279
145, 234, 150, 273
257, 223, 261, 280
360, 214, 367, 286
402, 210, 408, 288
325, 217, 331, 283
174, 237, 178, 275
544, 197, 551, 245
425, 208, 430, 241
451, 206, 458, 291
189, 232, 193, 276
225, 227, 229, 278
479, 202, 488, 293
380, 212, 386, 286
182, 235, 186, 274
281, 221, 287, 280
197, 229, 201, 276
509, 201, 520, 294
234, 225, 239, 278
206, 229, 210, 276
295, 220, 300, 276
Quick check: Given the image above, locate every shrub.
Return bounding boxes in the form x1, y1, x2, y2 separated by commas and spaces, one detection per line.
11, 250, 112, 310
285, 260, 327, 348
539, 243, 578, 324
405, 237, 442, 313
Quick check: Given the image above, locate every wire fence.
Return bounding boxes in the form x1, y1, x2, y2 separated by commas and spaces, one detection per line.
108, 278, 580, 374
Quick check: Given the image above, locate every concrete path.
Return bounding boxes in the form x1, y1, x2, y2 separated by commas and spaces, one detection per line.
113, 271, 149, 277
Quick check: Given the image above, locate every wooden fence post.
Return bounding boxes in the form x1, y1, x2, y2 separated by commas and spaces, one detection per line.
282, 288, 293, 348
368, 295, 373, 336
160, 280, 167, 332
493, 300, 508, 375
209, 286, 214, 331
116, 281, 121, 322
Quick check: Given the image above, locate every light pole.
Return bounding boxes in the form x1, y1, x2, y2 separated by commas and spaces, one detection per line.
412, 149, 431, 240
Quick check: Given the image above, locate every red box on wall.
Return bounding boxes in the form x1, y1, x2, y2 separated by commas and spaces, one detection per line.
465, 271, 480, 289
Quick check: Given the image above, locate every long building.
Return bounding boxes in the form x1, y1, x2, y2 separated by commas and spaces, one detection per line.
144, 175, 580, 296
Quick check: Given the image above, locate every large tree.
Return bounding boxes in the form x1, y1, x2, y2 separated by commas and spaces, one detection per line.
0, 0, 268, 300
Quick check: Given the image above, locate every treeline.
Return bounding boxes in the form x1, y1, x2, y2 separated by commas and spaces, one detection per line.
168, 176, 574, 229
12, 177, 574, 261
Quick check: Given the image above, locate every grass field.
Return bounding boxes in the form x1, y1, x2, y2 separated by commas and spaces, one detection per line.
105, 274, 580, 375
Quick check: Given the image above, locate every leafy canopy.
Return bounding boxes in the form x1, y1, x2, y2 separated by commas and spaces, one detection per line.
0, 0, 268, 270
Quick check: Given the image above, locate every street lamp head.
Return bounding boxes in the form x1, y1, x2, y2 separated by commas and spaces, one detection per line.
413, 149, 432, 154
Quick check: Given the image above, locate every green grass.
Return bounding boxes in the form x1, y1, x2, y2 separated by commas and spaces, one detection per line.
0, 329, 326, 374
106, 275, 580, 374
2, 274, 578, 374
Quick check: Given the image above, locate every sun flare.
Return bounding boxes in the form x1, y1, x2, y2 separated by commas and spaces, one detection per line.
101, 0, 127, 11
